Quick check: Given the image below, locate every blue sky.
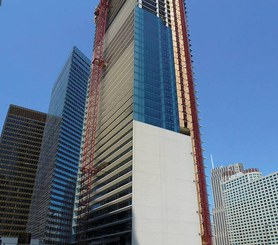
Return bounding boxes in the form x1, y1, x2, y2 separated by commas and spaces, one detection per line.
0, 0, 277, 186
186, 0, 278, 177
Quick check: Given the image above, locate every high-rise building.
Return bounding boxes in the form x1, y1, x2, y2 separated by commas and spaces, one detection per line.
211, 163, 244, 245
73, 1, 211, 245
222, 168, 278, 245
212, 164, 278, 245
27, 47, 90, 244
0, 105, 46, 239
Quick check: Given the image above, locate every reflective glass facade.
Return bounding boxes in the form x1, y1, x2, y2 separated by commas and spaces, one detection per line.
74, 0, 211, 244
74, 1, 180, 244
0, 105, 46, 237
27, 47, 90, 244
134, 7, 179, 132
73, 1, 135, 242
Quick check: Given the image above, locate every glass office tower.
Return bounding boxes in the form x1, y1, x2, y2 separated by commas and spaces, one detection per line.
73, 1, 211, 245
0, 105, 46, 239
27, 47, 90, 244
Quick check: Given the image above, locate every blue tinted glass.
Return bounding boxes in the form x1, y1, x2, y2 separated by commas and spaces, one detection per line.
31, 47, 90, 243
134, 7, 179, 132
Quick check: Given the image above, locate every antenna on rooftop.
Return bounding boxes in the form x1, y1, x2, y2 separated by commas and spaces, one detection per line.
210, 154, 215, 169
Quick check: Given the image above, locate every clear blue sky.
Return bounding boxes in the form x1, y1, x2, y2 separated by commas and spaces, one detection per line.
0, 0, 277, 187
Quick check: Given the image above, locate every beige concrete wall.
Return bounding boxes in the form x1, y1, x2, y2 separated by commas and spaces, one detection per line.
132, 120, 202, 245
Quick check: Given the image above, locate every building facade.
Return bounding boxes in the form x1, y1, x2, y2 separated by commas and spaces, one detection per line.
222, 169, 278, 245
211, 163, 244, 245
27, 47, 90, 244
0, 105, 46, 239
73, 1, 211, 245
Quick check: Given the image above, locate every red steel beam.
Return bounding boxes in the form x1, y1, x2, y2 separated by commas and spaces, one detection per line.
174, 0, 213, 244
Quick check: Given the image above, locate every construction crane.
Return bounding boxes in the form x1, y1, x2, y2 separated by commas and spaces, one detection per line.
76, 1, 211, 245
77, 0, 110, 243
177, 0, 212, 244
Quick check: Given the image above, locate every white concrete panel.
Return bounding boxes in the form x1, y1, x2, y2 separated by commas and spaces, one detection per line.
132, 121, 202, 245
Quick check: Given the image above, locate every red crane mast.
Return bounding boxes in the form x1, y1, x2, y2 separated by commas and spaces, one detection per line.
178, 1, 212, 244
77, 0, 109, 243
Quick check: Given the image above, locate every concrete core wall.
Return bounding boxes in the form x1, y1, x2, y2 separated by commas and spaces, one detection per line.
132, 120, 202, 245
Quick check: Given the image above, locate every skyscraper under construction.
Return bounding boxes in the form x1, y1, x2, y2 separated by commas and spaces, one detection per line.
73, 1, 212, 245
